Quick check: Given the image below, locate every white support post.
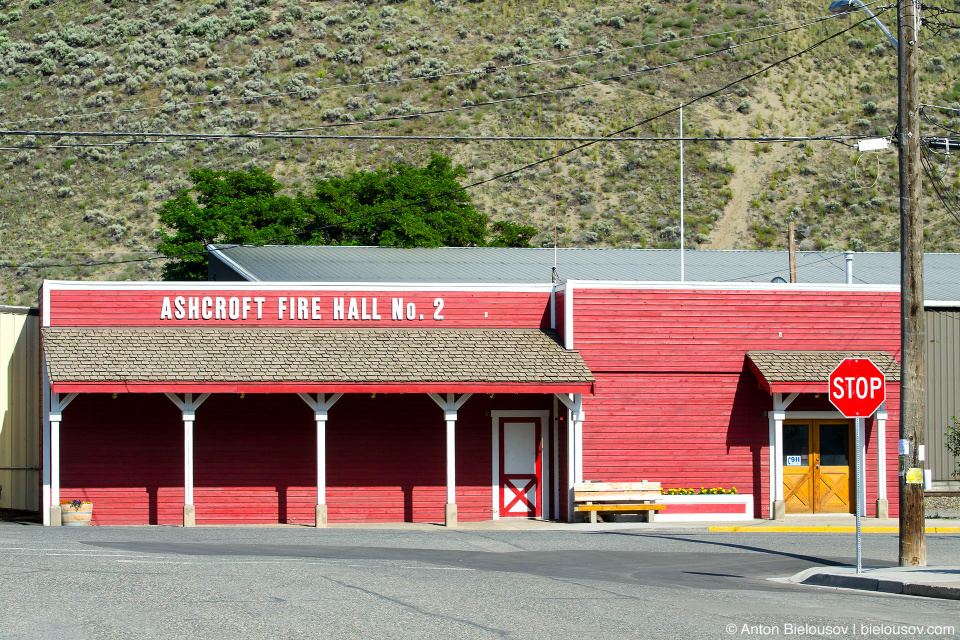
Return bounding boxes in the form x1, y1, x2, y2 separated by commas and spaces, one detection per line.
770, 392, 796, 520
183, 416, 194, 507
446, 414, 456, 504
47, 392, 77, 526
427, 392, 472, 528
42, 360, 50, 526
555, 393, 584, 522
298, 393, 343, 527
50, 417, 60, 524
317, 419, 325, 506
166, 392, 210, 527
768, 411, 776, 520
876, 403, 889, 518
567, 409, 575, 522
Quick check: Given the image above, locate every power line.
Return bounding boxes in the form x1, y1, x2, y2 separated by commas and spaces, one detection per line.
920, 143, 960, 225
718, 252, 842, 282
0, 18, 838, 148
920, 107, 960, 137
0, 133, 872, 147
0, 4, 884, 129
272, 19, 848, 135
921, 103, 960, 112
0, 139, 205, 150
0, 9, 887, 272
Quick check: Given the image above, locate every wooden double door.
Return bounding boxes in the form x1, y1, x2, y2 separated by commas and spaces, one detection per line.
783, 420, 854, 514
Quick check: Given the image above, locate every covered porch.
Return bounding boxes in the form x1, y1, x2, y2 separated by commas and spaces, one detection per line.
747, 350, 900, 520
41, 327, 593, 527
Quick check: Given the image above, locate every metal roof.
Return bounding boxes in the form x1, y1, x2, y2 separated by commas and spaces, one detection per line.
207, 245, 960, 303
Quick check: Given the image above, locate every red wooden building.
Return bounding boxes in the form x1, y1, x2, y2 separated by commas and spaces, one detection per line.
39, 266, 902, 526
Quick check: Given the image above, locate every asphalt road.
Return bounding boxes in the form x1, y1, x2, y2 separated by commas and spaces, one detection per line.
2, 524, 958, 639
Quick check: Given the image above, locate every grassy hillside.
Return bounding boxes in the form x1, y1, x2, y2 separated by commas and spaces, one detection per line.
0, 0, 957, 303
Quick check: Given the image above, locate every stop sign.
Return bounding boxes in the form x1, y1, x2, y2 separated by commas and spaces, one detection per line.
828, 358, 886, 418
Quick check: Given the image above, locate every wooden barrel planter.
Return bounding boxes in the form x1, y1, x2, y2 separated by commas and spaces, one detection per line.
60, 500, 93, 526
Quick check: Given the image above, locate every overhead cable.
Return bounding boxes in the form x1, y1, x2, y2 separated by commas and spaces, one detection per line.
0, 4, 885, 128
0, 9, 889, 271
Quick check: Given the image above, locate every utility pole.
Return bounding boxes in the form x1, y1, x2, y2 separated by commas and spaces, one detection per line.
897, 0, 925, 566
679, 103, 685, 282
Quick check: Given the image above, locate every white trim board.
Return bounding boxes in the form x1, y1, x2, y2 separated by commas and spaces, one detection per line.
209, 247, 261, 282
564, 280, 900, 293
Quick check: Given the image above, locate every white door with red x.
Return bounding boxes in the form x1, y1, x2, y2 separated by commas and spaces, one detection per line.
495, 415, 543, 519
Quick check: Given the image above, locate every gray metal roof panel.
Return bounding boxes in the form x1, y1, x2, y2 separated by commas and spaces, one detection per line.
207, 245, 960, 301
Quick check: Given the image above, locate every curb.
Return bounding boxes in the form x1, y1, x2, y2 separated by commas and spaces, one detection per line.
797, 571, 960, 601
709, 526, 960, 533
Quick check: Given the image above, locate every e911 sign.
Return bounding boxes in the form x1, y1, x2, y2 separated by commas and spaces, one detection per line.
828, 358, 886, 418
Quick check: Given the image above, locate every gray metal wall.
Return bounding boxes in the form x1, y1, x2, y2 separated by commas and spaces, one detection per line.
0, 307, 40, 511
926, 307, 960, 484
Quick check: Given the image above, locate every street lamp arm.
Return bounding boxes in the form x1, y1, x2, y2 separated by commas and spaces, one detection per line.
853, 0, 900, 49
829, 0, 899, 49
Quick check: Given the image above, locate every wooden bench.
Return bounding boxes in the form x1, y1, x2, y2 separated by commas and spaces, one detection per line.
573, 481, 665, 523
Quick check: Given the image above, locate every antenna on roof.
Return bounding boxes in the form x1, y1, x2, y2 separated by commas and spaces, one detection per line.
553, 117, 560, 282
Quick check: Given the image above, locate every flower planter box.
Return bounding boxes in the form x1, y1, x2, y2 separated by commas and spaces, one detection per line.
654, 494, 754, 522
60, 501, 93, 526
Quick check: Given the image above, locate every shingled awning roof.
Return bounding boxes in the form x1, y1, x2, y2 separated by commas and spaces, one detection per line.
746, 350, 900, 394
42, 327, 594, 394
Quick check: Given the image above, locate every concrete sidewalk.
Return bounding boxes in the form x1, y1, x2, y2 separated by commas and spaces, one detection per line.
6, 511, 960, 532
333, 514, 960, 532
787, 565, 960, 600
708, 515, 960, 533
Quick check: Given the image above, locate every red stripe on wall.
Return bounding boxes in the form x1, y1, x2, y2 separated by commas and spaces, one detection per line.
661, 504, 746, 514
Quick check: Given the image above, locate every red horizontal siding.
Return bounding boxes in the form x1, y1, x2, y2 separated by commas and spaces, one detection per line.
59, 392, 550, 525
582, 371, 771, 518
579, 372, 899, 519
47, 289, 550, 329
572, 288, 901, 373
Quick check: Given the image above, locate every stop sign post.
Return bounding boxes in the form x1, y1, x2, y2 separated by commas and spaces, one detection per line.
827, 357, 886, 575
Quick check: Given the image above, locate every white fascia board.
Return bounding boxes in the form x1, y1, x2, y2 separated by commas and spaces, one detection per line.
565, 280, 900, 293
40, 280, 555, 293
42, 282, 51, 326
0, 305, 37, 314
208, 246, 260, 282
924, 300, 960, 308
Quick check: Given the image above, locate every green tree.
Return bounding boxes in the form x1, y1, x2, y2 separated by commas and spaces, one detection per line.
157, 155, 492, 280
303, 154, 487, 248
947, 417, 960, 478
488, 221, 539, 248
157, 167, 308, 280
